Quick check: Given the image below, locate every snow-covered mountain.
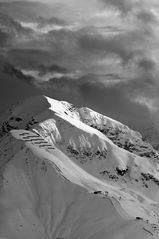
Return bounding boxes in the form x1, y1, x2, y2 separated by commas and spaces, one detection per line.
0, 95, 159, 239
78, 107, 159, 161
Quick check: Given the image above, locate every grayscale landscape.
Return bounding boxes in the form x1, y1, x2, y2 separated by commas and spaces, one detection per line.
1, 0, 159, 238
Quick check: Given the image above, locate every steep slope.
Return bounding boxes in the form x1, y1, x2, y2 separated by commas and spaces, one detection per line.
0, 95, 159, 238
0, 142, 151, 239
78, 107, 159, 161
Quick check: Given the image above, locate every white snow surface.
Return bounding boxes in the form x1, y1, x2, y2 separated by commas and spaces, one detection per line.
0, 95, 159, 238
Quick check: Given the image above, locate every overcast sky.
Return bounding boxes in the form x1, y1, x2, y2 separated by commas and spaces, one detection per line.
1, 0, 159, 135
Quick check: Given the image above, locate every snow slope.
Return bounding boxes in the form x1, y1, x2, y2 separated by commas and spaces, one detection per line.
0, 95, 159, 238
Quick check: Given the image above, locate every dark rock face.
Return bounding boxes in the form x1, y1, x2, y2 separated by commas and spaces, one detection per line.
141, 173, 159, 186
0, 116, 38, 138
66, 145, 107, 164
116, 167, 128, 176
86, 124, 159, 162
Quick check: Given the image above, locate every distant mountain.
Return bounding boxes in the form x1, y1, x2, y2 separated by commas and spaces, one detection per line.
1, 95, 159, 238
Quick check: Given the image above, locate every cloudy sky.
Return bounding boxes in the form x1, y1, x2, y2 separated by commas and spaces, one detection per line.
0, 0, 159, 137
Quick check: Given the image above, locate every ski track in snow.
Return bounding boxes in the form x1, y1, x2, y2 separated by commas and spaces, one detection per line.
11, 129, 120, 192
3, 95, 159, 238
11, 128, 159, 229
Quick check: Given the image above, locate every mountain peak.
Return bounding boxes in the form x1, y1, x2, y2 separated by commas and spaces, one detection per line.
1, 95, 159, 238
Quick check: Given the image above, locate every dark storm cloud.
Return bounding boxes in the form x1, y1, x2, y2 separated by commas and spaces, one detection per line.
100, 0, 158, 27
99, 0, 136, 13
79, 32, 135, 62
12, 11, 158, 109
78, 27, 153, 64
5, 1, 156, 73
6, 1, 156, 92
37, 16, 67, 26
0, 30, 9, 46
138, 58, 156, 72
136, 10, 157, 24
0, 1, 55, 21
1, 0, 159, 136
79, 79, 152, 129
0, 55, 39, 112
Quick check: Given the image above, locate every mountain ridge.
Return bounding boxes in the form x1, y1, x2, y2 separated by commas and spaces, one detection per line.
0, 95, 158, 161
1, 95, 159, 238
